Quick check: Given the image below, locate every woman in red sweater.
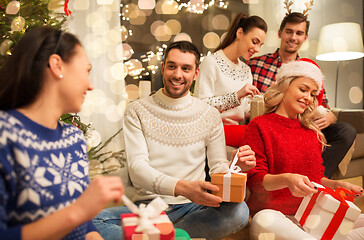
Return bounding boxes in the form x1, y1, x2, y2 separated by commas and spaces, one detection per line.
242, 59, 364, 240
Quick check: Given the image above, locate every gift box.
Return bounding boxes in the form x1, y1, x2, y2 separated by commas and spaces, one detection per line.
211, 172, 247, 202
295, 183, 361, 240
121, 196, 175, 240
121, 211, 175, 240
249, 94, 264, 120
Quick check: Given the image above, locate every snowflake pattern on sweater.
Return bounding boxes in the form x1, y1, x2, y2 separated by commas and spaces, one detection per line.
0, 110, 95, 240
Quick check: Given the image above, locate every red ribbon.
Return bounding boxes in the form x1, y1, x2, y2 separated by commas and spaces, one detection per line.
298, 186, 355, 240
64, 0, 72, 16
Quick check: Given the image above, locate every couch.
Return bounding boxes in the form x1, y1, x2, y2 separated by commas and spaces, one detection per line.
331, 108, 364, 181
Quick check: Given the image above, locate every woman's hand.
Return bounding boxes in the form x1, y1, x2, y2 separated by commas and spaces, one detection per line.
232, 145, 256, 172
321, 178, 364, 199
72, 176, 124, 223
285, 174, 318, 197
237, 83, 260, 100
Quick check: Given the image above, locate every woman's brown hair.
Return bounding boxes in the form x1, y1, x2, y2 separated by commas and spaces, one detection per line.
214, 13, 267, 52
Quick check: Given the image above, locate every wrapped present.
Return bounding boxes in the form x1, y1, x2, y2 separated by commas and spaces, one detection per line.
121, 196, 175, 240
295, 182, 361, 240
211, 151, 247, 202
249, 94, 264, 120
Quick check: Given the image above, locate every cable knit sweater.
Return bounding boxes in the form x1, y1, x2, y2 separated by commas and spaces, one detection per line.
123, 89, 229, 204
194, 50, 253, 125
242, 113, 325, 215
0, 110, 96, 240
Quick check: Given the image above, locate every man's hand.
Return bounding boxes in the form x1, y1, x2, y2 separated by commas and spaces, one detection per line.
175, 180, 222, 207
232, 145, 256, 172
314, 111, 336, 130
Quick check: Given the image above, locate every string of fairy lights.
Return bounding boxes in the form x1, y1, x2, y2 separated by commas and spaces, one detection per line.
120, 0, 229, 81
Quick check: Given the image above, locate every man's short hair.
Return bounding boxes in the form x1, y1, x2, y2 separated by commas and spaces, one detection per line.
279, 12, 310, 35
164, 41, 201, 68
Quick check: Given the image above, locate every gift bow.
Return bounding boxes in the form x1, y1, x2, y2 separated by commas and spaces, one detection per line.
222, 151, 244, 201
122, 195, 168, 232
227, 150, 243, 175
64, 0, 72, 16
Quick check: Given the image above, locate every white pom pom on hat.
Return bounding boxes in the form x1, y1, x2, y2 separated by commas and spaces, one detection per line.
276, 58, 324, 95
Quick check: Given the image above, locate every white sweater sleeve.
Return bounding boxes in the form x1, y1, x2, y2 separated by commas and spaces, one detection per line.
195, 55, 241, 112
205, 112, 230, 174
123, 106, 179, 197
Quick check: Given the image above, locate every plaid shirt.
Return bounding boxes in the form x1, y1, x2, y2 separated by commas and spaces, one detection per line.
249, 48, 329, 108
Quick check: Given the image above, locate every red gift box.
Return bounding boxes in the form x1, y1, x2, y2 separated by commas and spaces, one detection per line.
121, 211, 175, 240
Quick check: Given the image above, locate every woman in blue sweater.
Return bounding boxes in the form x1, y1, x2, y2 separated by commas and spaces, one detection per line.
0, 27, 124, 240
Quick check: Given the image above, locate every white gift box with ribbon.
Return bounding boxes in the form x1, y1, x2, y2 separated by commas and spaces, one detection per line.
295, 182, 361, 240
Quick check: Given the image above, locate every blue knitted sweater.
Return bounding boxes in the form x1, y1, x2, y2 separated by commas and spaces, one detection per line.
0, 110, 97, 239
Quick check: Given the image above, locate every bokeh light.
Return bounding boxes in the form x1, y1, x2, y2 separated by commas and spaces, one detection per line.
174, 33, 192, 42
103, 28, 122, 46
349, 87, 363, 104
72, 0, 89, 10
86, 12, 102, 27
0, 40, 13, 55
111, 62, 127, 79
97, 0, 113, 5
97, 6, 113, 20
203, 32, 220, 49
138, 0, 155, 9
126, 59, 143, 77
125, 84, 139, 101
166, 19, 182, 35
6, 1, 20, 14
212, 14, 229, 30
122, 43, 134, 60
11, 16, 25, 31
91, 19, 110, 35
121, 26, 129, 42
129, 10, 146, 25
156, 0, 178, 14
106, 105, 123, 122
151, 20, 165, 36
109, 79, 125, 95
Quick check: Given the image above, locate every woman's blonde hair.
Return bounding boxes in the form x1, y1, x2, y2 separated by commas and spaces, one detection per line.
264, 76, 327, 147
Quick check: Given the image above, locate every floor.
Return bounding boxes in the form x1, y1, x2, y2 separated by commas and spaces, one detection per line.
222, 176, 364, 240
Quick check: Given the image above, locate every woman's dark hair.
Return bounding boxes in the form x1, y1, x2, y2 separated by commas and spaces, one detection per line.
0, 26, 81, 110
214, 13, 267, 52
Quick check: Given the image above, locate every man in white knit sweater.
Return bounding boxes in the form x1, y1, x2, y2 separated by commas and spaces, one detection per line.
93, 41, 256, 240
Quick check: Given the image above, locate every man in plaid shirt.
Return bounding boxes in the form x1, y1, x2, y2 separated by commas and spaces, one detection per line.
249, 12, 357, 179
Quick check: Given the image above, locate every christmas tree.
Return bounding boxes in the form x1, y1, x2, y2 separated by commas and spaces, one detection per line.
0, 1, 126, 175
0, 0, 67, 68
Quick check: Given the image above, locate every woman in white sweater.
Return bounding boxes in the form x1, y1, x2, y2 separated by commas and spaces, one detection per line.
195, 13, 267, 127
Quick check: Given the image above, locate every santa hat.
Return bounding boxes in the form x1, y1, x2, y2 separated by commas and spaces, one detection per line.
276, 58, 324, 94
